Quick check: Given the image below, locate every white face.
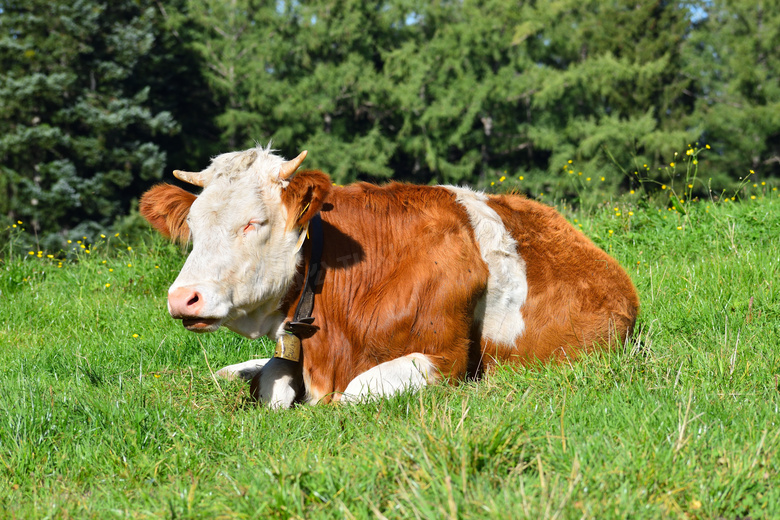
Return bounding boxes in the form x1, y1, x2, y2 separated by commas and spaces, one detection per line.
167, 149, 304, 339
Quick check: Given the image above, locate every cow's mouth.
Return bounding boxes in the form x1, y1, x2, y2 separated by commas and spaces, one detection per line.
181, 317, 221, 332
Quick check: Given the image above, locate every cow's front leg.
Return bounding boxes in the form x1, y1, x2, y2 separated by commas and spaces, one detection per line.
250, 357, 304, 409
340, 353, 439, 403
216, 358, 270, 381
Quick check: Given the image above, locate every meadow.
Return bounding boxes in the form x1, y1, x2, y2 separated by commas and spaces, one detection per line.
1, 170, 779, 518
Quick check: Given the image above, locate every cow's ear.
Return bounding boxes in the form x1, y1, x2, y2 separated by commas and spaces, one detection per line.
280, 170, 332, 232
139, 184, 197, 244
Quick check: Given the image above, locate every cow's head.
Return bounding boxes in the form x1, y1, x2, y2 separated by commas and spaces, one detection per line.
140, 147, 331, 339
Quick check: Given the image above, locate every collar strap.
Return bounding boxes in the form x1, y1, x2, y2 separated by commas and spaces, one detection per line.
274, 213, 323, 362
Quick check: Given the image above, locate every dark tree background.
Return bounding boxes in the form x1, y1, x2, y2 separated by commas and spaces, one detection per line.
1, 0, 779, 250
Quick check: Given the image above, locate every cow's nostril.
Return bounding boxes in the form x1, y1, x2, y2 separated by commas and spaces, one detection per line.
169, 287, 205, 319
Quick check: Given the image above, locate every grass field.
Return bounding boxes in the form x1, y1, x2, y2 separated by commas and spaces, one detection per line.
1, 192, 779, 519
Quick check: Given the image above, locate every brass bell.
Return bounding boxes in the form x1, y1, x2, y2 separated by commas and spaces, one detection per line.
274, 333, 301, 362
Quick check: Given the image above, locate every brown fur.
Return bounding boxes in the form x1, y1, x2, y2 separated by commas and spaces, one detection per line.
141, 173, 639, 402
280, 170, 332, 231
483, 196, 639, 366
139, 184, 196, 245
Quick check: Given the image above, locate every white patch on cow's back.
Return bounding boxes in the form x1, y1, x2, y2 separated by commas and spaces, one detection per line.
444, 186, 527, 346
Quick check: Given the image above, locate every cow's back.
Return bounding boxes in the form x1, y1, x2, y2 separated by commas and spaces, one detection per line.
485, 194, 639, 365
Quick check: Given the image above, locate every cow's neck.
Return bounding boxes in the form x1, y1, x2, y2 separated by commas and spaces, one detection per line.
224, 301, 287, 340
275, 214, 324, 361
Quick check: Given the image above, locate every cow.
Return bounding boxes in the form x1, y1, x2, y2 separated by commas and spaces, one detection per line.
139, 146, 639, 408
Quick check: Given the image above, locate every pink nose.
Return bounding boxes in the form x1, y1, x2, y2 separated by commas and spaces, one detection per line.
168, 287, 205, 318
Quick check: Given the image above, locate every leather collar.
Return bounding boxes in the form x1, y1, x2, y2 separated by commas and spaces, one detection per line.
274, 213, 322, 361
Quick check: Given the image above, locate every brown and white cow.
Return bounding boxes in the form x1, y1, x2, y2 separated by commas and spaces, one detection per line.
140, 146, 639, 408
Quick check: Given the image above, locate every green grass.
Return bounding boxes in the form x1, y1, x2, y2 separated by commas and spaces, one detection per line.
1, 195, 779, 519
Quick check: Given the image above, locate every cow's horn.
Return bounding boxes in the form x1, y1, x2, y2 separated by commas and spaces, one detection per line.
278, 151, 308, 181
173, 170, 206, 187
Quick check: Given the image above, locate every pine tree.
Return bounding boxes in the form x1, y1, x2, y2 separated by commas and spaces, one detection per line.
511, 0, 700, 193
686, 0, 780, 181
182, 0, 278, 151
0, 0, 179, 250
243, 0, 415, 183
381, 0, 531, 184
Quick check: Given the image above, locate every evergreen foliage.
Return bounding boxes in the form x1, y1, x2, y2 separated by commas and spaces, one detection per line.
685, 0, 780, 180
0, 0, 179, 249
1, 0, 779, 250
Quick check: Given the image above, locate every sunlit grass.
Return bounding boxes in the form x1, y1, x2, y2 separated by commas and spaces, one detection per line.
485, 143, 777, 216
1, 179, 779, 518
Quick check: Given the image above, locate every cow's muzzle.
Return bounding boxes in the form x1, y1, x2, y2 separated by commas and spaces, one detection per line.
168, 287, 222, 332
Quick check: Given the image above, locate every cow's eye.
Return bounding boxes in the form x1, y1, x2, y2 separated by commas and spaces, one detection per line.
242, 219, 267, 235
